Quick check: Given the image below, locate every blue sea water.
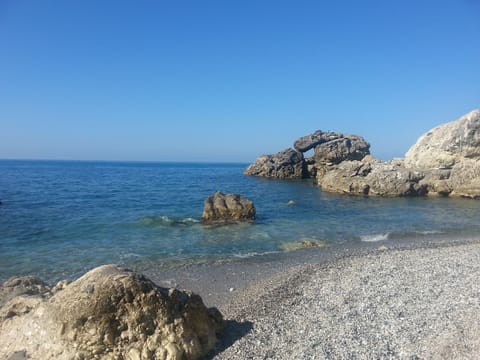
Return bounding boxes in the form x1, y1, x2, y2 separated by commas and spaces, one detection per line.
1, 160, 480, 283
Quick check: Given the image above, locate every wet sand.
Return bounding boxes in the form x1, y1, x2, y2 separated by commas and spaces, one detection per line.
146, 237, 480, 359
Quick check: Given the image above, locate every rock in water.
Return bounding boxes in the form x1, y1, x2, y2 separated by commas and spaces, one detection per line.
243, 148, 306, 179
0, 265, 223, 360
318, 158, 428, 197
313, 134, 370, 165
293, 130, 370, 164
244, 131, 370, 180
202, 191, 256, 225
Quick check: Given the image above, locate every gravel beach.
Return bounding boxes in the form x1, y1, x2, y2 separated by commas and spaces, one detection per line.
206, 242, 480, 359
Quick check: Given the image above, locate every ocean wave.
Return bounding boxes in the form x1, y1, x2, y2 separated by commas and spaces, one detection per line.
360, 233, 390, 242
414, 230, 444, 235
141, 215, 200, 226
232, 251, 279, 259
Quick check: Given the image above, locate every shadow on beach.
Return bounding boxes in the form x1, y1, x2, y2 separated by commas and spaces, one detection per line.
205, 319, 254, 359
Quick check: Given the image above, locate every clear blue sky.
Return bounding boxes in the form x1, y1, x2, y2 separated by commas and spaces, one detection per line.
1, 0, 479, 162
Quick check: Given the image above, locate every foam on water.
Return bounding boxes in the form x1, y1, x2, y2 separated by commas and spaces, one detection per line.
360, 233, 390, 242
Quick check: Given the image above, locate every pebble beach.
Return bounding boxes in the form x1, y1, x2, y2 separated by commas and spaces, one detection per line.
203, 241, 480, 359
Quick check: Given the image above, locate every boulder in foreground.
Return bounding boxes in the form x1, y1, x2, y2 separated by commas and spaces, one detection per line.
0, 264, 223, 360
202, 191, 256, 225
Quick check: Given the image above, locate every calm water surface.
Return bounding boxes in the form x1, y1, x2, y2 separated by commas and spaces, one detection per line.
1, 160, 479, 282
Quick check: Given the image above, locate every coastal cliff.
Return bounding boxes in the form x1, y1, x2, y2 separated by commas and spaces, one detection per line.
245, 109, 480, 198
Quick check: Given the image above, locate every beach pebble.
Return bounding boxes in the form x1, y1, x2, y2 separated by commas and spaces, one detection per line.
213, 242, 480, 359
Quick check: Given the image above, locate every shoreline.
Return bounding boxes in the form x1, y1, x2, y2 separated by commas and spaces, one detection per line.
143, 234, 480, 309
205, 239, 480, 359
2, 236, 480, 358
145, 236, 480, 359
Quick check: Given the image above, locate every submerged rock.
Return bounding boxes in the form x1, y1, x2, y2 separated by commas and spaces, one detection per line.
0, 265, 223, 360
280, 239, 328, 252
202, 191, 256, 225
244, 148, 306, 179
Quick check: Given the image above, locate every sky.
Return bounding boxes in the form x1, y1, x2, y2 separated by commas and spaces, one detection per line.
0, 0, 479, 162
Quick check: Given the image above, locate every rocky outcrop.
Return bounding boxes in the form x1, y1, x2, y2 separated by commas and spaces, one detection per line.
293, 131, 371, 165
0, 276, 52, 308
202, 192, 256, 225
318, 158, 427, 197
245, 132, 370, 180
405, 109, 480, 169
0, 265, 223, 360
243, 148, 306, 179
402, 109, 480, 198
245, 110, 480, 198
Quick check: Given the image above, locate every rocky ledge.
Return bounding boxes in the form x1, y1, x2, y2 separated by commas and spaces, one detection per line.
0, 265, 223, 360
245, 109, 480, 198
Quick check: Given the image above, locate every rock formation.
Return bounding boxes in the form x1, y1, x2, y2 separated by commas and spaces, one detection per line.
243, 148, 306, 179
202, 192, 256, 225
245, 109, 480, 198
0, 276, 52, 308
244, 132, 370, 179
318, 158, 427, 197
405, 109, 480, 169
403, 109, 480, 198
0, 264, 223, 360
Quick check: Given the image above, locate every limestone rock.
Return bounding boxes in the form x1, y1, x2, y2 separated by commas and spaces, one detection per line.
202, 192, 256, 225
293, 131, 341, 152
244, 110, 480, 198
405, 109, 480, 169
244, 148, 306, 179
310, 134, 370, 165
245, 132, 369, 180
0, 276, 51, 308
318, 159, 427, 197
0, 265, 223, 360
403, 109, 480, 198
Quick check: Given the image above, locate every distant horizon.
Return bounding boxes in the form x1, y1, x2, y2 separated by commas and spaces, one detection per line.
1, 1, 479, 162
0, 157, 250, 164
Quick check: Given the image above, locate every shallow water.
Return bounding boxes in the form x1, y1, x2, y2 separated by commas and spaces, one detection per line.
1, 160, 479, 283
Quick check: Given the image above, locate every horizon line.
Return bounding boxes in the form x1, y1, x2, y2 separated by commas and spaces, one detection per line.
0, 157, 250, 165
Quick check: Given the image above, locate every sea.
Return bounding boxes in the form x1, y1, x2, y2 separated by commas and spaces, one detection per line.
1, 160, 480, 284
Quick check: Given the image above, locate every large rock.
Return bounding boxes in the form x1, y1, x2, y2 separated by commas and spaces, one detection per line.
294, 131, 370, 164
318, 158, 427, 197
243, 148, 306, 179
244, 110, 480, 198
405, 109, 480, 169
404, 109, 480, 198
0, 265, 223, 360
294, 131, 341, 152
202, 192, 256, 225
313, 134, 370, 165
